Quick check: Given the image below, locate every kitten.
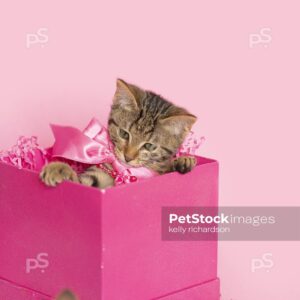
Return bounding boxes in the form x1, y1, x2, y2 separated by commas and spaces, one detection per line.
40, 79, 197, 189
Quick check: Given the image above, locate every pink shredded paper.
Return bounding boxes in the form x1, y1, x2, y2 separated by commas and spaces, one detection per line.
0, 136, 49, 171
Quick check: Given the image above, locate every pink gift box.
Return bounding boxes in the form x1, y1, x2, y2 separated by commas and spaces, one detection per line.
0, 156, 219, 300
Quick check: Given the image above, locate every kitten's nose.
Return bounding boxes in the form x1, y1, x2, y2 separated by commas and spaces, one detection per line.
124, 154, 134, 163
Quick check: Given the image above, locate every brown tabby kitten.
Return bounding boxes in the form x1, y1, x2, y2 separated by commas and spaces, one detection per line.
40, 79, 197, 189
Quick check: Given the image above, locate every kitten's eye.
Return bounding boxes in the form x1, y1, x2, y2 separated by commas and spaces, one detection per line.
119, 128, 129, 140
143, 143, 157, 151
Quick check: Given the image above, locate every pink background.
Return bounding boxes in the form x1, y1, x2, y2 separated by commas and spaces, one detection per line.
0, 1, 299, 299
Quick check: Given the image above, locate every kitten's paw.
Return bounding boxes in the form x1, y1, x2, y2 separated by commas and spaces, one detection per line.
79, 166, 115, 189
173, 156, 196, 174
40, 162, 79, 187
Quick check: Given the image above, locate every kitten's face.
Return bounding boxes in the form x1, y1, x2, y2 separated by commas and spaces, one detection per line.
108, 79, 196, 173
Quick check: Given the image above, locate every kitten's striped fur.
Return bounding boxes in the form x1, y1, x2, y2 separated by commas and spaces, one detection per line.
40, 79, 197, 189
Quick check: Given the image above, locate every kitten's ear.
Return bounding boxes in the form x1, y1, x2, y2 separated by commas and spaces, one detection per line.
113, 79, 145, 111
159, 108, 197, 136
